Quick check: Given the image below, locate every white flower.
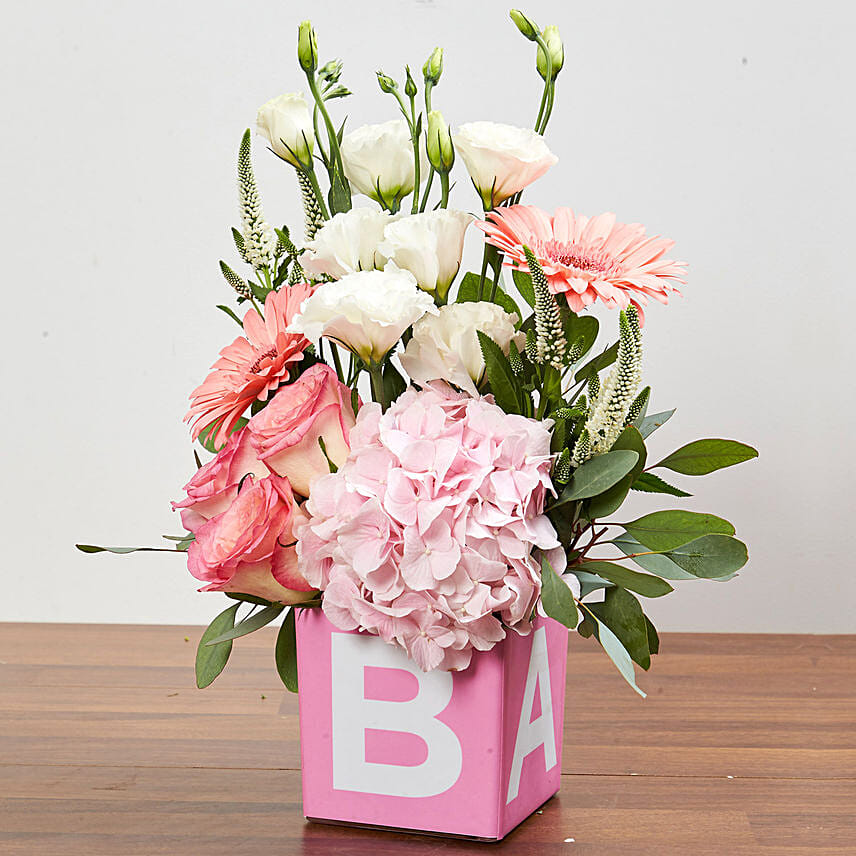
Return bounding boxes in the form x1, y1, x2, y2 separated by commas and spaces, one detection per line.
288, 268, 436, 363
378, 209, 474, 300
453, 121, 558, 208
400, 302, 524, 396
301, 207, 396, 280
256, 93, 314, 168
341, 120, 427, 208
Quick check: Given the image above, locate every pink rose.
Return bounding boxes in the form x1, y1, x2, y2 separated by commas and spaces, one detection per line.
248, 363, 356, 497
187, 473, 315, 604
172, 426, 269, 532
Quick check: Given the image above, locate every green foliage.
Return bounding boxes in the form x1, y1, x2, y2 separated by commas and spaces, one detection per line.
554, 449, 639, 505
204, 604, 284, 646
578, 601, 646, 696
654, 439, 759, 475
576, 561, 674, 598
196, 604, 240, 689
540, 557, 578, 628
216, 304, 244, 327
634, 408, 675, 439
382, 361, 407, 403
198, 417, 248, 454
562, 311, 599, 364
457, 272, 521, 319
574, 341, 618, 383
225, 592, 275, 607
612, 532, 748, 579
587, 587, 653, 670
511, 269, 535, 306
275, 608, 299, 692
631, 472, 691, 497
75, 543, 186, 555
477, 331, 524, 415
622, 510, 735, 552
585, 426, 646, 519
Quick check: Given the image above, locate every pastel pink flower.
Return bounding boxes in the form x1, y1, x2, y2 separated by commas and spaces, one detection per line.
171, 426, 269, 532
478, 205, 687, 321
184, 284, 313, 449
187, 473, 316, 604
248, 363, 356, 497
295, 384, 559, 671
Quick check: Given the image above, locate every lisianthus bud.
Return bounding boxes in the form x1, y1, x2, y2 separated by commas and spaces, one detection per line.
376, 70, 398, 94
423, 47, 443, 86
536, 25, 564, 79
404, 65, 417, 98
510, 9, 540, 41
297, 20, 318, 72
426, 111, 454, 173
256, 93, 314, 168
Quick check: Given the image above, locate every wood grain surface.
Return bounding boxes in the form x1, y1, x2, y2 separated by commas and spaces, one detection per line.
1, 623, 853, 854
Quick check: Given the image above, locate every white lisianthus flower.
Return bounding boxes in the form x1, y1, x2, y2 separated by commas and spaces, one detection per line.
301, 207, 397, 280
378, 209, 474, 301
288, 267, 436, 363
400, 302, 524, 396
453, 122, 558, 209
341, 120, 427, 209
256, 93, 314, 168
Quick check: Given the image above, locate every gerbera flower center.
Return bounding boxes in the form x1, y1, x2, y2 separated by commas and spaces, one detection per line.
248, 346, 278, 374
544, 240, 618, 278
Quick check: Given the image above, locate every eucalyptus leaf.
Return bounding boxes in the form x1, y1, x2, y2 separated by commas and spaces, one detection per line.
631, 472, 691, 497
275, 608, 299, 693
586, 426, 646, 518
654, 438, 759, 475
578, 602, 646, 697
205, 604, 284, 646
573, 570, 613, 598
540, 557, 578, 629
611, 533, 698, 580
666, 534, 748, 578
587, 587, 651, 670
196, 604, 239, 689
554, 450, 639, 505
577, 561, 674, 598
645, 616, 660, 656
635, 408, 675, 439
623, 510, 735, 552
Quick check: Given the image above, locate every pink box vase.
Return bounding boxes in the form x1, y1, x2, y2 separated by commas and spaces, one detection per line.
295, 608, 569, 840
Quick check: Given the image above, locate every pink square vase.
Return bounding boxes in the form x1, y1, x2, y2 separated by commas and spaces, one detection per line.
295, 608, 569, 840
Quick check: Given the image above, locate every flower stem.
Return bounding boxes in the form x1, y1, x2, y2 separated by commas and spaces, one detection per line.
306, 72, 348, 206
303, 165, 330, 220
533, 34, 554, 135
439, 171, 450, 209
329, 341, 345, 384
368, 361, 387, 410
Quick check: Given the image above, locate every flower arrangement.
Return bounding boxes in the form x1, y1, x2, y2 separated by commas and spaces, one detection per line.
79, 9, 757, 699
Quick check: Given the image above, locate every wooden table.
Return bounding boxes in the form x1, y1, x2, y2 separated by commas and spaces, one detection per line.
1, 624, 853, 855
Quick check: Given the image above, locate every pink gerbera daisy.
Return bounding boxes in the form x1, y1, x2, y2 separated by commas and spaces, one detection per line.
478, 205, 687, 319
185, 284, 313, 448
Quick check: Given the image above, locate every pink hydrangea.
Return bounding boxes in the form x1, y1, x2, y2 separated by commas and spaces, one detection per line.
295, 384, 559, 671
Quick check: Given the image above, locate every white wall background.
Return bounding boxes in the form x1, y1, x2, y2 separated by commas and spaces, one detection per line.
1, 0, 853, 631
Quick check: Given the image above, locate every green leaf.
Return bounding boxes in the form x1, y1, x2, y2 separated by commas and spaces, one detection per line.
573, 570, 612, 598
554, 450, 639, 505
225, 592, 275, 607
540, 556, 578, 628
477, 331, 522, 414
631, 472, 692, 497
577, 561, 673, 598
578, 602, 646, 697
585, 426, 646, 518
588, 587, 652, 670
623, 510, 735, 552
654, 438, 759, 475
666, 534, 748, 578
611, 533, 697, 580
635, 408, 675, 439
204, 604, 284, 646
457, 272, 521, 319
216, 304, 244, 327
275, 608, 299, 693
511, 269, 535, 307
196, 604, 240, 689
645, 616, 660, 656
75, 544, 186, 555
382, 360, 407, 404
574, 341, 618, 383
563, 311, 599, 362
198, 417, 248, 453
328, 165, 352, 214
